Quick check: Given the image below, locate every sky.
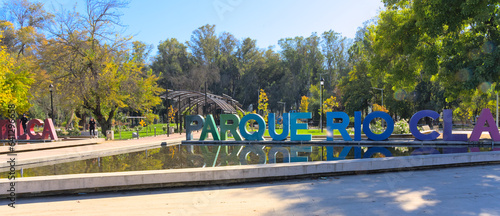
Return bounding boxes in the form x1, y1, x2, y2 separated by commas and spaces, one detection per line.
43, 0, 385, 50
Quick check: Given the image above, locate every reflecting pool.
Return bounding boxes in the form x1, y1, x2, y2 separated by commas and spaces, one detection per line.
1, 145, 498, 178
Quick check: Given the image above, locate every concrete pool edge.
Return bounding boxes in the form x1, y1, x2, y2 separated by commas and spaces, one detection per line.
1, 151, 499, 197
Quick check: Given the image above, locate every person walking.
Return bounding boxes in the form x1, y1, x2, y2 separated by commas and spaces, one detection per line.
89, 117, 97, 138
21, 114, 28, 133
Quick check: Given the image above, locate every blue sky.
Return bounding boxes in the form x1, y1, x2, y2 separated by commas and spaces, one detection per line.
46, 0, 384, 50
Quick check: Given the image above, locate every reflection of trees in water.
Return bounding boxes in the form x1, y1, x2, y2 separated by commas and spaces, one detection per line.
2, 146, 496, 178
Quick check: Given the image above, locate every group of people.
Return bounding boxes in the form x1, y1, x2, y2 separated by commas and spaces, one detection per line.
19, 114, 98, 138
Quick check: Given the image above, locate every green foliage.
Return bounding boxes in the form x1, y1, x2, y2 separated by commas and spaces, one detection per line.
300, 96, 309, 112
369, 120, 385, 135
321, 96, 340, 114
41, 0, 163, 136
67, 127, 80, 136
393, 119, 410, 134
258, 89, 269, 122
372, 0, 500, 101
0, 39, 34, 116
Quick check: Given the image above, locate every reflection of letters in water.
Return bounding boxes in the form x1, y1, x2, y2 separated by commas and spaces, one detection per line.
186, 108, 500, 142
209, 145, 500, 165
0, 118, 58, 140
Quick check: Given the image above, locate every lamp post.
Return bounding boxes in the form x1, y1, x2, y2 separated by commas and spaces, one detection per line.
49, 84, 54, 121
277, 101, 286, 116
320, 77, 324, 132
496, 91, 498, 127
371, 87, 384, 108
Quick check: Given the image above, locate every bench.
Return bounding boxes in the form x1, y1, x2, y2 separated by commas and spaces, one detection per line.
421, 125, 433, 134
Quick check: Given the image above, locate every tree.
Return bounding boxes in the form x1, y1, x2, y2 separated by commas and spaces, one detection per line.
0, 39, 34, 116
234, 37, 264, 106
131, 41, 153, 68
258, 89, 268, 122
0, 0, 53, 57
372, 104, 388, 113
43, 0, 163, 135
151, 38, 192, 90
216, 32, 238, 95
372, 0, 500, 103
321, 30, 351, 89
300, 96, 309, 113
339, 24, 374, 116
167, 105, 177, 124
279, 34, 324, 110
187, 24, 220, 89
322, 96, 340, 114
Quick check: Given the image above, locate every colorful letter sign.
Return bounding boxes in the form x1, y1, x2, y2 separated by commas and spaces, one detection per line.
186, 108, 500, 142
0, 118, 58, 140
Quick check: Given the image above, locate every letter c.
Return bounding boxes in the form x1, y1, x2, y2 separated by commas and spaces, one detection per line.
409, 110, 440, 141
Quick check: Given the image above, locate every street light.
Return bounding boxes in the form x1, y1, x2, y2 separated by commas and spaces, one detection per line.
49, 84, 54, 121
320, 77, 325, 132
371, 87, 384, 108
277, 101, 286, 116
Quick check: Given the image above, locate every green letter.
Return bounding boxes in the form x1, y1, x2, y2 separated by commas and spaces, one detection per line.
220, 114, 242, 140
199, 115, 220, 140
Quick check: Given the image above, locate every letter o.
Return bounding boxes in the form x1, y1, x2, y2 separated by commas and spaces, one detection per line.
239, 114, 266, 141
363, 111, 394, 141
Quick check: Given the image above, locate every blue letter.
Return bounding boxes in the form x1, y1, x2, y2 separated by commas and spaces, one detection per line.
239, 114, 266, 141
409, 110, 440, 141
354, 111, 362, 141
185, 115, 204, 140
290, 112, 312, 141
363, 111, 394, 141
326, 112, 352, 141
443, 109, 467, 141
268, 113, 289, 141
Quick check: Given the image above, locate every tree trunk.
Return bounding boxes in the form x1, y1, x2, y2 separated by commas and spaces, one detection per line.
65, 110, 75, 130
91, 105, 117, 137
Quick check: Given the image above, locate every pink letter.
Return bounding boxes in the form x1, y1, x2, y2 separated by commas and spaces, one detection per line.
26, 119, 44, 140
41, 118, 58, 140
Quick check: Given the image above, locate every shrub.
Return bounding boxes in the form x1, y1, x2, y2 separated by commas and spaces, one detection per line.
393, 119, 410, 134
369, 119, 385, 134
56, 129, 65, 137
67, 128, 80, 136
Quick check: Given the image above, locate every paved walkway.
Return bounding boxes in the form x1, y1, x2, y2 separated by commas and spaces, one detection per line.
0, 164, 499, 215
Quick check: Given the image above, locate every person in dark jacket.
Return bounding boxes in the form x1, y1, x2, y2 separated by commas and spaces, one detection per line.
21, 114, 28, 133
89, 118, 97, 138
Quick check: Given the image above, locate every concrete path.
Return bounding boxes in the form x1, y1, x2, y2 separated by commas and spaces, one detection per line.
1, 164, 499, 216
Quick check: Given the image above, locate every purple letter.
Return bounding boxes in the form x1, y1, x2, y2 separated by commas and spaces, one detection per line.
443, 109, 467, 141
470, 109, 500, 141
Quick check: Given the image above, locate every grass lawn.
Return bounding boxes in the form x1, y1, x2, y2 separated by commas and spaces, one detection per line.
262, 128, 339, 136
113, 124, 340, 140
113, 123, 178, 140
